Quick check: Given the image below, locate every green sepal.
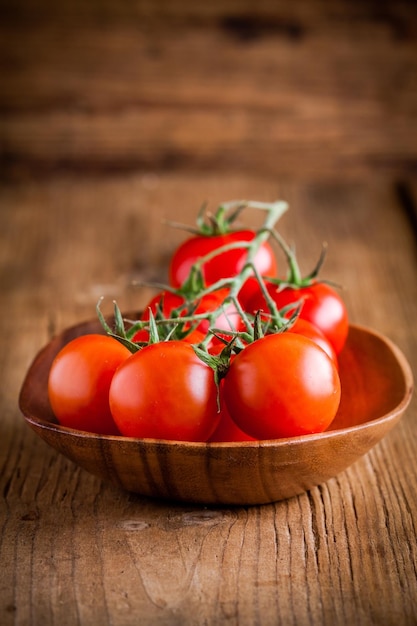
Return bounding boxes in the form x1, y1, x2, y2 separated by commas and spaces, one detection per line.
96, 298, 141, 353
167, 199, 287, 240
146, 309, 160, 344
178, 265, 206, 298
270, 232, 329, 289
253, 311, 265, 342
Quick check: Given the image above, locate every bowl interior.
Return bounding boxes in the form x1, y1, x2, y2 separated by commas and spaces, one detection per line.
330, 326, 411, 430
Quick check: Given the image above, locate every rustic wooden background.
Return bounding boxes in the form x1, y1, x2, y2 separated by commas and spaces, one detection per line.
1, 0, 417, 624
1, 0, 417, 181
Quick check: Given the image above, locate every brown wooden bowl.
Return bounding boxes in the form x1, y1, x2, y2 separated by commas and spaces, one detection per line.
19, 315, 414, 505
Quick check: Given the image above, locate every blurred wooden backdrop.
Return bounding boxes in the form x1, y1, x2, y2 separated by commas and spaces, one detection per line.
1, 0, 417, 182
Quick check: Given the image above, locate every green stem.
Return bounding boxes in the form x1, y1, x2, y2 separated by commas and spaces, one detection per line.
270, 229, 328, 287
247, 263, 287, 330
270, 228, 302, 285
227, 201, 288, 300
192, 240, 251, 271
230, 295, 254, 334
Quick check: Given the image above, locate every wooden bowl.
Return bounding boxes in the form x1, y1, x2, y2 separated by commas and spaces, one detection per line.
19, 316, 414, 505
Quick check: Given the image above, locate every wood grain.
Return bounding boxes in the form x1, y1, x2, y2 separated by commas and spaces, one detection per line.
1, 173, 417, 624
1, 0, 417, 180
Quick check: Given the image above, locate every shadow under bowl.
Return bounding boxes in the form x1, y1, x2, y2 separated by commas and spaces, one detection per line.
19, 316, 414, 505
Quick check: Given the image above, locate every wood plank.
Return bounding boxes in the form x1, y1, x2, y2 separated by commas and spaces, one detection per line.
1, 173, 416, 624
1, 2, 417, 180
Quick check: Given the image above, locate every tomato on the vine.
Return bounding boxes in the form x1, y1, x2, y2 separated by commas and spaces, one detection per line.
109, 341, 220, 441
48, 334, 131, 435
169, 230, 277, 290
134, 287, 244, 341
223, 332, 341, 440
132, 326, 207, 346
286, 318, 338, 366
247, 281, 349, 354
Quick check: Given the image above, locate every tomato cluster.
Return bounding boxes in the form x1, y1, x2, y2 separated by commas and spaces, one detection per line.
48, 200, 348, 442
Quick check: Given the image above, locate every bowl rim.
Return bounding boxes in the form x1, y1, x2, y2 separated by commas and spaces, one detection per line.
19, 322, 414, 449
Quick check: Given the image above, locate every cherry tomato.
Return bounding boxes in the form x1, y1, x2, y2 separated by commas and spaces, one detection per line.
247, 281, 348, 354
236, 276, 263, 309
48, 334, 131, 435
287, 318, 338, 366
137, 288, 244, 339
131, 327, 151, 344
223, 333, 341, 439
169, 230, 277, 289
208, 399, 256, 442
109, 341, 220, 441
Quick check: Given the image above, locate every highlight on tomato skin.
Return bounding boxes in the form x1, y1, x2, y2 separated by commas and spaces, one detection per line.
47, 334, 131, 435
109, 341, 220, 442
223, 332, 341, 441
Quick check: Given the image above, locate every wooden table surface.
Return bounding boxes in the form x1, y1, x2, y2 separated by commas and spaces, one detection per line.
1, 1, 417, 625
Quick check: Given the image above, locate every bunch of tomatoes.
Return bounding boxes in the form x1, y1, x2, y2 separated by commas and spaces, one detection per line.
48, 200, 348, 442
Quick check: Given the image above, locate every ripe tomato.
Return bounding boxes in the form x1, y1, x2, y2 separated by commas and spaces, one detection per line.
223, 333, 341, 439
169, 230, 277, 289
136, 287, 244, 339
247, 281, 349, 354
208, 399, 256, 442
236, 276, 263, 309
48, 334, 131, 435
109, 341, 220, 441
287, 318, 338, 366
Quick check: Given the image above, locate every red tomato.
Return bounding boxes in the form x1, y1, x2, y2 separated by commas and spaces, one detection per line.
247, 281, 348, 354
169, 230, 277, 289
48, 334, 131, 435
237, 276, 263, 309
287, 318, 338, 366
136, 288, 244, 339
208, 400, 256, 442
109, 341, 220, 441
140, 290, 183, 322
223, 333, 341, 439
131, 327, 151, 344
